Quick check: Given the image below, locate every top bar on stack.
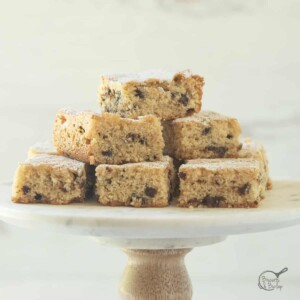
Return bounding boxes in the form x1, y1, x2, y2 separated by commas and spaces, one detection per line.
98, 70, 204, 120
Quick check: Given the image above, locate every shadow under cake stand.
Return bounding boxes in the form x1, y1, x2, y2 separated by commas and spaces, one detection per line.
1, 180, 300, 300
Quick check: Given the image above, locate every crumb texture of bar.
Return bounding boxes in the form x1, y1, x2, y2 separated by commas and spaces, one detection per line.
178, 158, 264, 208
12, 154, 87, 204
238, 138, 272, 190
98, 70, 204, 120
163, 111, 242, 160
95, 156, 174, 207
53, 110, 164, 165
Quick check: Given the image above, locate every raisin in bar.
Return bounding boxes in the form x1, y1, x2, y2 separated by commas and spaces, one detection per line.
98, 70, 204, 120
27, 141, 96, 198
95, 156, 174, 207
239, 138, 272, 190
163, 111, 242, 160
178, 158, 265, 208
12, 154, 88, 204
53, 109, 164, 165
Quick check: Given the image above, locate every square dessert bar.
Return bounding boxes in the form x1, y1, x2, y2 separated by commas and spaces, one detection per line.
98, 70, 204, 120
95, 156, 174, 207
27, 141, 96, 198
163, 111, 242, 160
12, 154, 88, 204
53, 110, 164, 165
178, 158, 265, 208
239, 138, 272, 190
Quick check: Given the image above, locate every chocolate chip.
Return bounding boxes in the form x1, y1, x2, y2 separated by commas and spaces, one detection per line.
178, 93, 189, 106
178, 172, 186, 180
22, 186, 31, 195
197, 179, 206, 184
126, 133, 136, 142
202, 195, 225, 208
78, 126, 85, 134
106, 167, 113, 172
134, 88, 145, 99
206, 146, 228, 158
72, 173, 79, 180
237, 143, 243, 151
187, 198, 199, 207
238, 183, 251, 195
102, 134, 108, 139
102, 150, 112, 157
145, 187, 157, 198
226, 134, 233, 139
126, 133, 147, 145
34, 193, 43, 202
105, 179, 112, 185
202, 127, 211, 135
60, 186, 68, 192
186, 108, 195, 114
106, 88, 112, 96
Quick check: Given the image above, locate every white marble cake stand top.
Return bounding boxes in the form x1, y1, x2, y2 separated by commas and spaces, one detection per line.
0, 180, 300, 249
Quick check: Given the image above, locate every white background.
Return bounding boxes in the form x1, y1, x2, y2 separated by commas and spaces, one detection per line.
0, 0, 299, 299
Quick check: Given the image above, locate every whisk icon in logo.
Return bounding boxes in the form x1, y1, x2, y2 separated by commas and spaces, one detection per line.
258, 267, 288, 291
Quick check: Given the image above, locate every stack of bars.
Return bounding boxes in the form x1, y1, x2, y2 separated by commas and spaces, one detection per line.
12, 70, 272, 208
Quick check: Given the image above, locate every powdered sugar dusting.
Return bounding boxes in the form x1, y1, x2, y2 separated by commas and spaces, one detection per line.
96, 156, 172, 171
103, 70, 192, 84
58, 108, 100, 117
23, 154, 86, 173
29, 141, 57, 156
57, 109, 156, 123
172, 111, 237, 124
183, 158, 260, 171
239, 139, 265, 158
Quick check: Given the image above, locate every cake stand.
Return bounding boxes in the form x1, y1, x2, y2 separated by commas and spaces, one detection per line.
1, 180, 300, 300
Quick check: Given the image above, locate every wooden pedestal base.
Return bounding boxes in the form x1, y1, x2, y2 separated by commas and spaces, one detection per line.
119, 248, 193, 300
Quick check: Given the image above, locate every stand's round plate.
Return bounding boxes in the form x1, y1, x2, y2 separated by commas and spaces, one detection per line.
0, 180, 300, 248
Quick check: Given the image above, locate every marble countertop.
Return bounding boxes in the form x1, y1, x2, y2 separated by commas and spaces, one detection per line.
0, 0, 300, 299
